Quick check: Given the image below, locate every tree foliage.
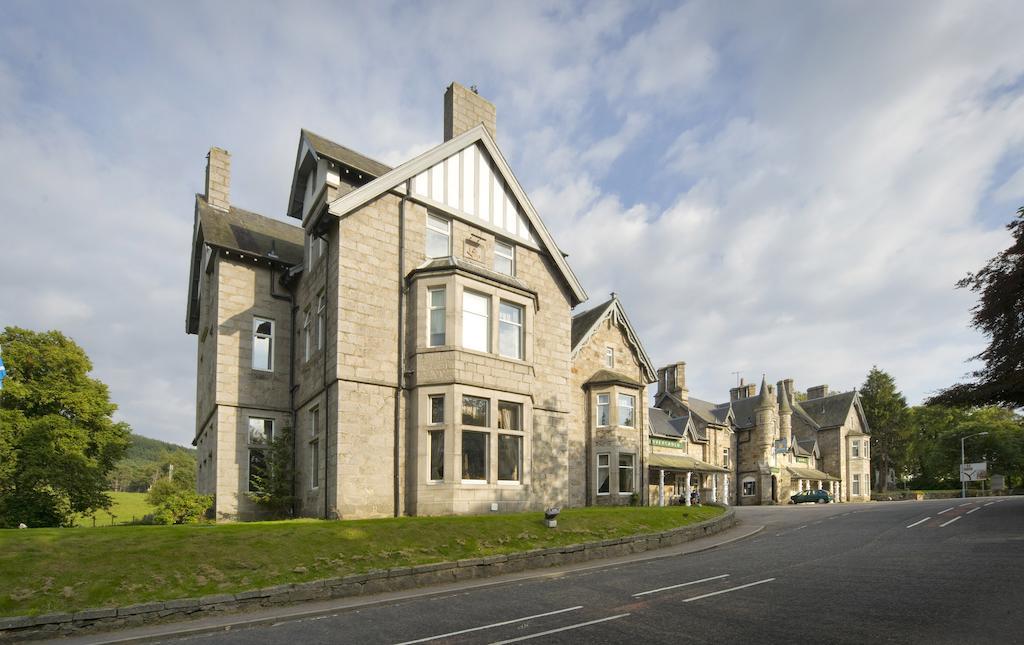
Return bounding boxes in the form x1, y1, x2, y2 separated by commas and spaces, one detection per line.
0, 327, 130, 527
146, 477, 212, 524
929, 206, 1024, 408
859, 366, 910, 491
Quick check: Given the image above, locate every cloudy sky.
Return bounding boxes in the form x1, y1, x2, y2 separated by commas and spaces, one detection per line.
2, 1, 1022, 446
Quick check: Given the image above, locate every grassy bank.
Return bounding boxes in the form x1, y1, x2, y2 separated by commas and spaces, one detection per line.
72, 492, 156, 527
0, 505, 722, 616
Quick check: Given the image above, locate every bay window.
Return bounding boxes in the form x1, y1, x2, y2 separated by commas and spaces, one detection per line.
429, 287, 446, 346
619, 453, 635, 494
498, 301, 523, 359
597, 453, 610, 495
462, 431, 488, 482
462, 291, 490, 352
596, 394, 610, 427
618, 393, 635, 427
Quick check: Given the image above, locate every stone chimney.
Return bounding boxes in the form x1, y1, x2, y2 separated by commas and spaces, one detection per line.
444, 82, 497, 142
204, 147, 231, 211
807, 384, 830, 400
730, 378, 757, 401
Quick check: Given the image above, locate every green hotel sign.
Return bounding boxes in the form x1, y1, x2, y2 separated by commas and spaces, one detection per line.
650, 438, 684, 449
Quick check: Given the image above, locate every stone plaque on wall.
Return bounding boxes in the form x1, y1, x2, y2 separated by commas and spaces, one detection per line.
463, 236, 483, 264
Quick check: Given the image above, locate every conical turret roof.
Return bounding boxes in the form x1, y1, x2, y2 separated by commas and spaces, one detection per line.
779, 380, 792, 414
757, 375, 773, 408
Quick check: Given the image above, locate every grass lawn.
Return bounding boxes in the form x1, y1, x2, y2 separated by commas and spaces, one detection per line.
0, 505, 723, 616
72, 492, 156, 527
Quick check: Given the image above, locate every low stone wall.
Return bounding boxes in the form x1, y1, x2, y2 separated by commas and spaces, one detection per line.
0, 509, 735, 641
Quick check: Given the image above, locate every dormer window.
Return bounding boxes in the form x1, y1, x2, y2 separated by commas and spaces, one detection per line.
494, 240, 514, 276
426, 214, 450, 258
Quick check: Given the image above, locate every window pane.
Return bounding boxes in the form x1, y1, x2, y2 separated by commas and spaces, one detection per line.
249, 449, 268, 492
498, 435, 521, 481
498, 302, 523, 359
430, 430, 444, 481
619, 454, 635, 493
462, 431, 488, 480
617, 394, 635, 427
429, 288, 446, 347
249, 418, 273, 444
310, 439, 319, 488
497, 401, 521, 431
597, 394, 609, 426
462, 292, 489, 352
597, 453, 610, 494
462, 396, 489, 426
605, 347, 614, 368
430, 395, 445, 424
255, 321, 272, 335
494, 241, 514, 275
426, 215, 450, 258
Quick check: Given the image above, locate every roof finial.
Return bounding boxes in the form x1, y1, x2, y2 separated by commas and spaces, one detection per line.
610, 291, 617, 300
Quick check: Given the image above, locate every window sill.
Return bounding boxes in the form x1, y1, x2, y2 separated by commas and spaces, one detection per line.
596, 492, 610, 496
461, 479, 488, 485
497, 480, 522, 486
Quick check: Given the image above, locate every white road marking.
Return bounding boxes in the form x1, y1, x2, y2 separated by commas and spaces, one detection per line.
937, 507, 954, 515
395, 606, 583, 644
906, 517, 930, 529
959, 502, 972, 507
795, 525, 808, 530
984, 502, 995, 507
683, 578, 776, 602
632, 574, 730, 597
940, 516, 962, 528
489, 614, 630, 644
967, 508, 979, 515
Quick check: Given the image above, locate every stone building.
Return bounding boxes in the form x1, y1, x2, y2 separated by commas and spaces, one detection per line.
646, 369, 872, 506
187, 83, 588, 520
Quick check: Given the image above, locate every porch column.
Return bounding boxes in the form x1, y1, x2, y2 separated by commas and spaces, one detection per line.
685, 472, 692, 506
723, 475, 730, 505
797, 479, 803, 492
712, 472, 718, 503
658, 469, 665, 507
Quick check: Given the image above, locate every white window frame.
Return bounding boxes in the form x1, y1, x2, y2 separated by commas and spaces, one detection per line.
252, 317, 274, 372
596, 393, 610, 427
852, 474, 861, 495
462, 290, 490, 353
497, 434, 523, 484
428, 429, 444, 482
498, 301, 524, 359
597, 453, 610, 496
605, 347, 614, 368
618, 453, 635, 495
617, 393, 636, 428
316, 291, 326, 350
426, 213, 451, 258
302, 310, 311, 362
494, 240, 515, 276
428, 287, 446, 347
722, 447, 730, 468
461, 430, 489, 483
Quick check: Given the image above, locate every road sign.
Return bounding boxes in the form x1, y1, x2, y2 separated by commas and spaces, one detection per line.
991, 474, 1005, 491
960, 462, 988, 482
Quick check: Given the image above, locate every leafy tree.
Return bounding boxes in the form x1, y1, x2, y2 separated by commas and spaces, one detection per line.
0, 327, 130, 527
859, 367, 910, 491
905, 405, 968, 487
146, 479, 212, 524
929, 206, 1024, 408
247, 426, 295, 518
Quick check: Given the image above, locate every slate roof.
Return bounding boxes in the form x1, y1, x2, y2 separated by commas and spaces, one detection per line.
571, 297, 615, 349
301, 129, 392, 178
197, 197, 304, 265
649, 453, 730, 473
585, 369, 643, 388
688, 397, 730, 425
649, 407, 683, 438
728, 396, 761, 429
795, 391, 857, 429
409, 256, 533, 294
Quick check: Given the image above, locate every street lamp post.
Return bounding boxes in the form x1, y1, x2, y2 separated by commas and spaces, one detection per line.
961, 432, 989, 499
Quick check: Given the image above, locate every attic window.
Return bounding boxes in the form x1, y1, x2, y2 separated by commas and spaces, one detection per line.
426, 214, 450, 258
605, 347, 614, 368
494, 240, 514, 276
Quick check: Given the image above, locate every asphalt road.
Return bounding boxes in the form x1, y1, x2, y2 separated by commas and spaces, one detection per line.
113, 497, 1024, 644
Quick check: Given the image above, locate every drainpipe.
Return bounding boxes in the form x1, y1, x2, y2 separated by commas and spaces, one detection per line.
393, 182, 409, 517
321, 227, 330, 520
269, 267, 297, 516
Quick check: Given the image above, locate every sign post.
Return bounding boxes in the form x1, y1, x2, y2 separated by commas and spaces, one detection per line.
960, 432, 989, 498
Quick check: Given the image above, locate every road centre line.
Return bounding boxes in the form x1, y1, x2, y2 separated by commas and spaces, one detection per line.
633, 574, 730, 597
489, 614, 630, 644
967, 508, 979, 514
937, 507, 954, 515
395, 606, 583, 644
906, 517, 930, 529
683, 578, 776, 603
940, 516, 962, 528
959, 503, 972, 507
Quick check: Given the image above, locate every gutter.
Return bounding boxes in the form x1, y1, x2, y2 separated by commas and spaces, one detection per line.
393, 181, 409, 517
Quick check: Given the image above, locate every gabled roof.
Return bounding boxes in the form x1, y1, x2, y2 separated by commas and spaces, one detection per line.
795, 390, 860, 429
570, 296, 656, 384
728, 395, 761, 429
585, 369, 643, 388
286, 129, 392, 220
186, 197, 303, 334
688, 397, 731, 425
326, 125, 588, 305
792, 437, 820, 458
648, 407, 681, 438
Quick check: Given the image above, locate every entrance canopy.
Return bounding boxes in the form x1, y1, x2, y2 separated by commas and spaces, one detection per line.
649, 454, 729, 473
787, 465, 840, 482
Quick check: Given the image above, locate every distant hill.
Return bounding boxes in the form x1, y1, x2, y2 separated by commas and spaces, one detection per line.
125, 435, 195, 461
